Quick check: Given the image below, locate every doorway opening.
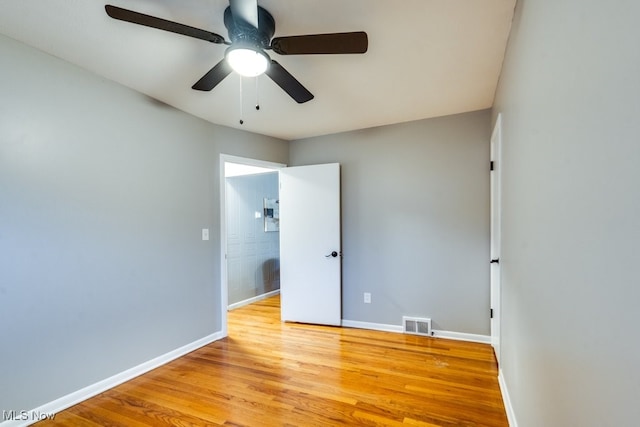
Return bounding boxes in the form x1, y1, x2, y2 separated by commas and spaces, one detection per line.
219, 154, 285, 336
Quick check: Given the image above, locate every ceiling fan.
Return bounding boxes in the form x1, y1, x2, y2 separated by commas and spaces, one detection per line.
105, 0, 368, 104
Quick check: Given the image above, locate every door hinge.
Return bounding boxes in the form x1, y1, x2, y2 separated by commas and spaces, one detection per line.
490, 308, 494, 319
490, 161, 494, 171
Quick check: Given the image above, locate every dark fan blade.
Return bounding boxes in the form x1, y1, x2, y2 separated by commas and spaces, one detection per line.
192, 59, 233, 91
271, 32, 368, 55
229, 0, 258, 28
105, 5, 226, 44
265, 60, 314, 104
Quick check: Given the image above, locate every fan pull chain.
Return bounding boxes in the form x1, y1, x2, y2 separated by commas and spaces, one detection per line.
255, 77, 260, 111
239, 76, 244, 125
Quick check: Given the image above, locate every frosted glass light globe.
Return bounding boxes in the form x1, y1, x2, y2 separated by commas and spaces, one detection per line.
226, 47, 269, 77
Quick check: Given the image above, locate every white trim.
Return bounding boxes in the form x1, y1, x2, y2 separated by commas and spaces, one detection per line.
499, 368, 518, 427
341, 319, 403, 333
432, 330, 491, 344
341, 320, 491, 344
0, 333, 224, 427
221, 154, 286, 171
228, 290, 280, 311
219, 154, 285, 339
490, 112, 503, 364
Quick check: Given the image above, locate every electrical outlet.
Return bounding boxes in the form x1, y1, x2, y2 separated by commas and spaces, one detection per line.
202, 228, 209, 241
364, 292, 371, 304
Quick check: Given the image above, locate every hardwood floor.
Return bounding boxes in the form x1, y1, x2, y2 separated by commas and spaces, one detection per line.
37, 296, 507, 426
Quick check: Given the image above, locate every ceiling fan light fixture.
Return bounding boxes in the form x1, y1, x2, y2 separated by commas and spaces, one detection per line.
226, 46, 269, 77
104, 3, 367, 103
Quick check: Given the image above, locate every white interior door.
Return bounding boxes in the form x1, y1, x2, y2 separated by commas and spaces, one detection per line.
490, 114, 502, 365
279, 163, 341, 326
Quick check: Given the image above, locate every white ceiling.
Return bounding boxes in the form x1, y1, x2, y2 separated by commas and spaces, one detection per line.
0, 0, 515, 140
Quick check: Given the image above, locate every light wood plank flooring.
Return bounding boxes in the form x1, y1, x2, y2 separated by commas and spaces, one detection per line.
37, 295, 507, 426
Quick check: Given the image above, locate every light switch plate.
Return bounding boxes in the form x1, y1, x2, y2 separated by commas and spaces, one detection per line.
202, 228, 209, 241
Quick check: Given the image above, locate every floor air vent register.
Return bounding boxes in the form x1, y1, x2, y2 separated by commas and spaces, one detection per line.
402, 316, 432, 336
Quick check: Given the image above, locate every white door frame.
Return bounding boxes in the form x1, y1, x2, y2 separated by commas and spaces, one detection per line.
219, 154, 286, 336
490, 114, 503, 364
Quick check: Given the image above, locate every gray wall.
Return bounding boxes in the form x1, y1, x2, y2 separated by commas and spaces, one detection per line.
493, 0, 640, 426
290, 111, 491, 334
226, 172, 280, 304
0, 34, 288, 412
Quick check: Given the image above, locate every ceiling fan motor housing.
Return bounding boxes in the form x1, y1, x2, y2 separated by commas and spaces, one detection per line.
223, 6, 275, 49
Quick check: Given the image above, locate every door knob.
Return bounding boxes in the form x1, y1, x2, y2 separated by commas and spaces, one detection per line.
490, 258, 500, 264
325, 251, 338, 258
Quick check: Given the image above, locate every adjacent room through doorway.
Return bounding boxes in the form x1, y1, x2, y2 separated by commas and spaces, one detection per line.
219, 155, 285, 334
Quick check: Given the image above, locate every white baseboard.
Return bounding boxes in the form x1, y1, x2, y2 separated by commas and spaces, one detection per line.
228, 289, 280, 311
431, 330, 491, 344
1, 332, 225, 427
341, 319, 403, 333
499, 368, 518, 427
341, 319, 491, 344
